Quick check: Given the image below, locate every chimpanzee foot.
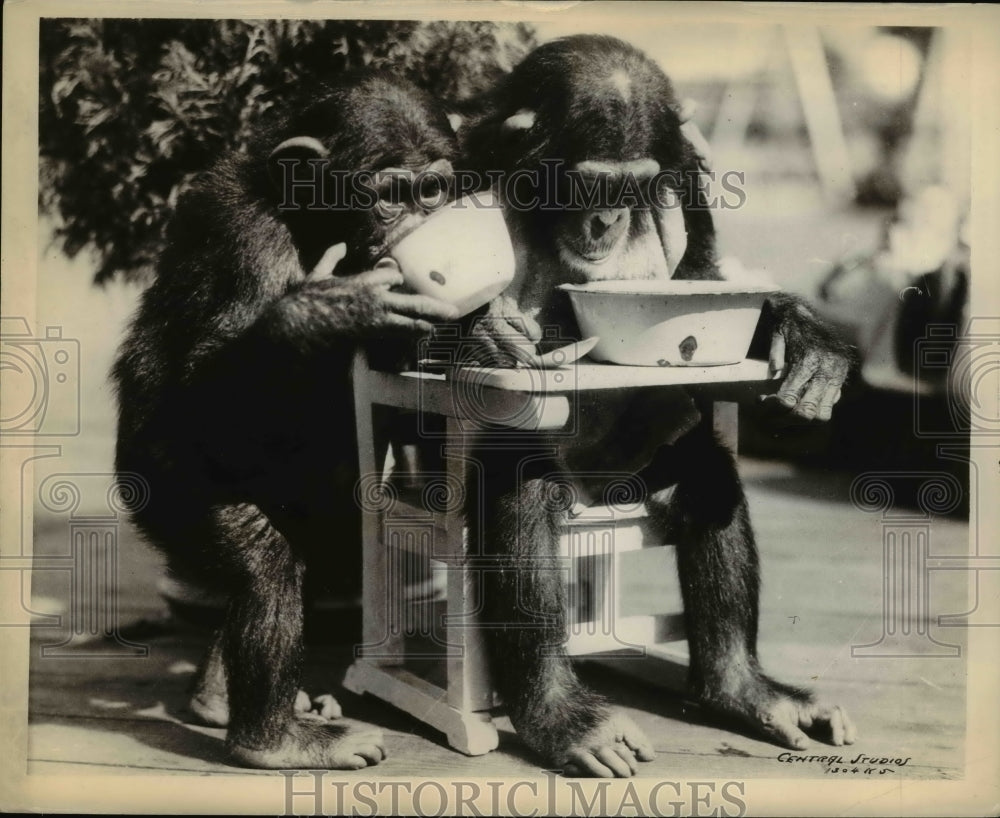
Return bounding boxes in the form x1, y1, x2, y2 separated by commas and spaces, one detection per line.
555, 711, 656, 778
190, 690, 341, 727
749, 693, 857, 749
189, 691, 230, 727
703, 675, 858, 749
229, 717, 386, 769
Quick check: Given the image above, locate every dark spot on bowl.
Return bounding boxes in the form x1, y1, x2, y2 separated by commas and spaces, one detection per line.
679, 335, 698, 361
429, 270, 446, 285
657, 358, 671, 367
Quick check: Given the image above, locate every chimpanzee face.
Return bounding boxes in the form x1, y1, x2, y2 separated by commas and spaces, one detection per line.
468, 35, 701, 284
545, 159, 689, 284
265, 76, 459, 275
356, 158, 456, 259
267, 143, 458, 275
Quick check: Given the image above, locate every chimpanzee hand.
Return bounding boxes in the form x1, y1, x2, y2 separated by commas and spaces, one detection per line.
758, 295, 856, 422
459, 296, 543, 368
292, 243, 460, 338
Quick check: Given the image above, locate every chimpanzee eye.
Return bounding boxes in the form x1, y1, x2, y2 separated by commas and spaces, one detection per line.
417, 173, 444, 207
375, 198, 406, 222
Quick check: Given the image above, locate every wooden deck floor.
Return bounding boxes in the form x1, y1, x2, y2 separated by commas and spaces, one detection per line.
26, 459, 969, 781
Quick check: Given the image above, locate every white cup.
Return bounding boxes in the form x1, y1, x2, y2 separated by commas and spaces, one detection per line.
390, 190, 515, 317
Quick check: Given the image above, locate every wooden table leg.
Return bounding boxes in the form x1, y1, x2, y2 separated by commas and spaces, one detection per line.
344, 356, 498, 755
347, 350, 404, 665
442, 420, 497, 717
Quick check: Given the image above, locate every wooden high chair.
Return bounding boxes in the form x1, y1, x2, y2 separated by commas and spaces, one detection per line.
343, 350, 771, 755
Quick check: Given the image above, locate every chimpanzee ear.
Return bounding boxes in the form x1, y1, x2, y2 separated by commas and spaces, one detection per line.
502, 109, 536, 132
267, 136, 329, 192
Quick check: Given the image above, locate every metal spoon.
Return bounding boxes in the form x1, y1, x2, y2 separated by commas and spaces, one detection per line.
533, 336, 600, 369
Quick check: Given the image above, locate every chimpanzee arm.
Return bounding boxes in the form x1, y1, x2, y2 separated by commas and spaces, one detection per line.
162, 181, 456, 375
148, 173, 456, 484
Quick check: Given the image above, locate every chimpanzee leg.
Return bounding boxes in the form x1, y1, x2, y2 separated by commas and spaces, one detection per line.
188, 628, 340, 727
473, 447, 654, 777
205, 504, 385, 769
644, 419, 856, 748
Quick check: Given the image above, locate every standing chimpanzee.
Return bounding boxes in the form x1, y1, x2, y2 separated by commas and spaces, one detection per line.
456, 35, 858, 777
112, 73, 463, 769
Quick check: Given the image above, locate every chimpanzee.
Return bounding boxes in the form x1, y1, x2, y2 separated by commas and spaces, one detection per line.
456, 35, 858, 777
112, 73, 462, 769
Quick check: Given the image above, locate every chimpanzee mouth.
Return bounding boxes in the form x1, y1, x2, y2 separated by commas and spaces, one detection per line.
576, 249, 614, 263
557, 236, 616, 267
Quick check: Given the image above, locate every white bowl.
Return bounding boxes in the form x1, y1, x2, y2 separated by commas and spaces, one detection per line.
390, 190, 515, 316
559, 279, 777, 366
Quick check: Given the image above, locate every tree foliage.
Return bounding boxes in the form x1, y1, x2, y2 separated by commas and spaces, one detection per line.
39, 18, 537, 284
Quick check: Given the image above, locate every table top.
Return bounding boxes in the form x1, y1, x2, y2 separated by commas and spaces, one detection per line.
406, 358, 774, 393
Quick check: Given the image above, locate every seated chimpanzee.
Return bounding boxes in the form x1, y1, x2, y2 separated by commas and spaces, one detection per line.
453, 35, 858, 777
112, 73, 463, 769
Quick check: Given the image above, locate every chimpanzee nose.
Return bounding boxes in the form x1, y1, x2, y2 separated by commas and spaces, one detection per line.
590, 208, 627, 239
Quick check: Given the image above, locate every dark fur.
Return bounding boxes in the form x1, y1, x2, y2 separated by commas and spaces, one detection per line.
113, 73, 457, 763
459, 35, 855, 769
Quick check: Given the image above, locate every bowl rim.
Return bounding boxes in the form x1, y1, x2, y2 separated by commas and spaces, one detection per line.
558, 279, 779, 296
